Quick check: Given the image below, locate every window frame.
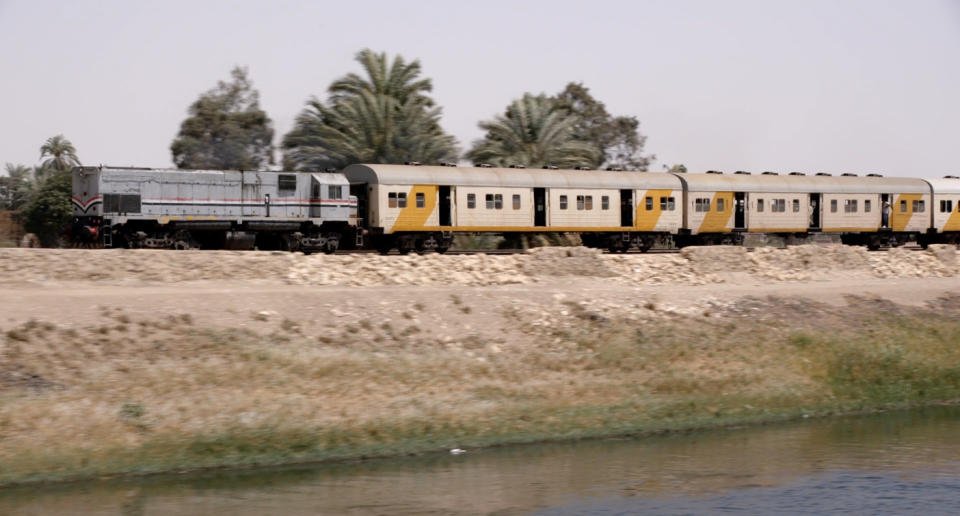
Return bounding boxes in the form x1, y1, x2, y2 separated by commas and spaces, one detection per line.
601, 195, 610, 210
416, 192, 425, 208
559, 195, 568, 210
467, 193, 476, 209
277, 174, 297, 198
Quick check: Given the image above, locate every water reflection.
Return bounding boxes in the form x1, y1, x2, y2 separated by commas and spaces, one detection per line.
2, 406, 958, 515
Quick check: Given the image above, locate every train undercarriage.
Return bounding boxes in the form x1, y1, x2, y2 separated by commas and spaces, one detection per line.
72, 217, 355, 254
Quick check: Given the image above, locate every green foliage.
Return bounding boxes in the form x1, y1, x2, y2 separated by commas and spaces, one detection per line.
553, 82, 653, 170
22, 168, 72, 246
1, 163, 36, 211
465, 93, 597, 168
664, 163, 688, 173
171, 67, 274, 170
39, 135, 80, 173
283, 49, 458, 170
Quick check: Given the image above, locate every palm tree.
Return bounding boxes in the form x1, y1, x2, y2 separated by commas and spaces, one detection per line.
39, 135, 80, 172
465, 94, 597, 169
329, 49, 434, 107
283, 49, 457, 170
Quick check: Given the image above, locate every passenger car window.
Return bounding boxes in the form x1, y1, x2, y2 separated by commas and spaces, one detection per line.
494, 194, 503, 209
467, 193, 476, 209
601, 196, 609, 210
513, 194, 521, 210
397, 192, 407, 208
793, 199, 800, 212
585, 196, 593, 210
486, 194, 494, 209
831, 199, 838, 213
560, 195, 568, 210
388, 192, 398, 208
717, 198, 725, 212
416, 192, 425, 208
864, 200, 871, 212
900, 200, 907, 212
577, 195, 585, 210
645, 196, 653, 210
757, 199, 764, 212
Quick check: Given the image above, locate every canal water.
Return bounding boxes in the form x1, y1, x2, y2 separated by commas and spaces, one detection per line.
2, 406, 958, 515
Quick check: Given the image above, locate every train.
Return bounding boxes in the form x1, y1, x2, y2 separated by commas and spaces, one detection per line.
71, 164, 960, 253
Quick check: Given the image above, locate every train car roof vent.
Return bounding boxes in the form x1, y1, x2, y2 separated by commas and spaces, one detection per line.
866, 173, 883, 177
841, 173, 858, 176
734, 170, 751, 175
573, 166, 592, 170
943, 175, 959, 179
323, 167, 337, 173
606, 166, 624, 171
403, 161, 422, 166
789, 172, 806, 176
762, 171, 779, 175
706, 170, 723, 174
439, 161, 457, 167
478, 163, 493, 168
815, 172, 832, 176
542, 165, 558, 170
508, 164, 526, 169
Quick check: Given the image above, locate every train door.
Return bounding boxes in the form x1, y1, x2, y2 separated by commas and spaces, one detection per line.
809, 193, 821, 230
734, 192, 746, 230
881, 193, 891, 228
439, 185, 452, 226
242, 172, 262, 217
534, 188, 547, 227
620, 189, 633, 227
310, 179, 323, 218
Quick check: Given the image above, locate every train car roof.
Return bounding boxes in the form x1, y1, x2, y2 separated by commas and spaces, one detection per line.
925, 177, 960, 194
76, 166, 348, 181
342, 164, 683, 189
673, 172, 931, 194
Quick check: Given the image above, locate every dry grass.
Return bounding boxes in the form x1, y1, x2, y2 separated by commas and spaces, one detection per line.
2, 297, 960, 485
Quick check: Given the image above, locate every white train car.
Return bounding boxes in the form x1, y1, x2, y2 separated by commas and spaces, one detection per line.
923, 176, 960, 246
342, 163, 683, 253
672, 172, 931, 247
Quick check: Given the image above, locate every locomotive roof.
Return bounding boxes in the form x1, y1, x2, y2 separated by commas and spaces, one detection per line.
674, 172, 931, 194
342, 164, 682, 189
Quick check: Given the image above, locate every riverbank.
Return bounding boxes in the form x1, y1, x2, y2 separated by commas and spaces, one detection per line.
2, 246, 960, 485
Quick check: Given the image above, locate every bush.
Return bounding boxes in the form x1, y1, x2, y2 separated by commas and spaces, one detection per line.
22, 169, 71, 247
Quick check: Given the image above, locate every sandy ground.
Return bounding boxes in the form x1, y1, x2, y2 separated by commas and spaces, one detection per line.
1, 244, 958, 337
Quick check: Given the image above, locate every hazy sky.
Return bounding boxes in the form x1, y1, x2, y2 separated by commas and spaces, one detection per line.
1, 0, 958, 177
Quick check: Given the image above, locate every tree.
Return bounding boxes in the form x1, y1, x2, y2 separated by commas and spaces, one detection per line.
553, 82, 653, 170
464, 93, 597, 168
39, 135, 80, 176
282, 49, 458, 170
1, 163, 36, 211
22, 168, 72, 247
171, 66, 274, 170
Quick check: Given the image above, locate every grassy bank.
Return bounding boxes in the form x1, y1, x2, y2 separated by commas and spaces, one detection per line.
2, 295, 960, 486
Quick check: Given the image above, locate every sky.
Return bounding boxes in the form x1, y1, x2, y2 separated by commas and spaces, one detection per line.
1, 0, 958, 177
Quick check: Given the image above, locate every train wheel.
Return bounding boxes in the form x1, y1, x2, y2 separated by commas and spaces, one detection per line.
436, 246, 449, 254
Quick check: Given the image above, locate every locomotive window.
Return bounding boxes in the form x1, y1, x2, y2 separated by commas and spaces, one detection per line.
397, 192, 407, 208
494, 194, 503, 210
312, 183, 321, 199
865, 200, 871, 212
717, 198, 725, 212
388, 192, 398, 208
900, 200, 907, 212
577, 195, 585, 210
601, 196, 610, 210
416, 192, 425, 208
120, 194, 141, 213
328, 185, 342, 199
585, 196, 593, 210
757, 199, 764, 212
793, 199, 800, 212
645, 196, 653, 210
513, 194, 521, 210
560, 195, 568, 210
467, 193, 476, 209
486, 194, 494, 209
831, 200, 838, 213
278, 174, 297, 197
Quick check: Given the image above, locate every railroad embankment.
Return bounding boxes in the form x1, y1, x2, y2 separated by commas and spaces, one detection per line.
1, 245, 960, 485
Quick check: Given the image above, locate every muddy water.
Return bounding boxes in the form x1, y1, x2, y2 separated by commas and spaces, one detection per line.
2, 406, 959, 515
